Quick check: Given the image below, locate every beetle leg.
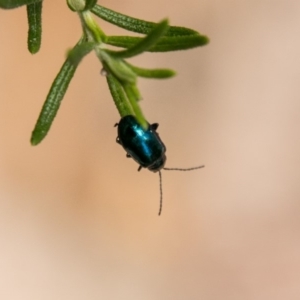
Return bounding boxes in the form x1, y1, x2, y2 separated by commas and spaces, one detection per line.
150, 123, 159, 131
126, 154, 131, 158
114, 123, 119, 127
137, 165, 142, 172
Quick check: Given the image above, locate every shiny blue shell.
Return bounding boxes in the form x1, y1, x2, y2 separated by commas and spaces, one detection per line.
117, 115, 167, 172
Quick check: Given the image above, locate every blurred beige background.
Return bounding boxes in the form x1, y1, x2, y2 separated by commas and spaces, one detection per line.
1, 0, 300, 299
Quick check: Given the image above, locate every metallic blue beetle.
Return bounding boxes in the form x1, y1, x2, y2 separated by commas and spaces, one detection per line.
115, 115, 204, 215
116, 115, 167, 172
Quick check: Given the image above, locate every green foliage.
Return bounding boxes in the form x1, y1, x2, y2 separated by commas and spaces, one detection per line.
106, 19, 170, 59
0, 1, 209, 144
125, 63, 176, 79
26, 1, 42, 53
0, 0, 41, 9
31, 38, 85, 145
105, 35, 208, 52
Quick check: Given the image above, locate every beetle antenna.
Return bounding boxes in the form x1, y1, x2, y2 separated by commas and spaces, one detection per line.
158, 171, 163, 216
158, 165, 204, 216
164, 165, 205, 171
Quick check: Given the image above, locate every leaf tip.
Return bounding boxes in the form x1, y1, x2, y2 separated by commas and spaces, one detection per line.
30, 138, 39, 146
168, 70, 176, 77
161, 18, 169, 25
30, 133, 40, 146
202, 35, 210, 45
28, 44, 40, 54
30, 127, 46, 146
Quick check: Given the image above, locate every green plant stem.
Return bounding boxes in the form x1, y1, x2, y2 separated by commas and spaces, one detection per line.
79, 10, 105, 43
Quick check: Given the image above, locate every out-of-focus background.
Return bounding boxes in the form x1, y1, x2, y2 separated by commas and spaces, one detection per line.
1, 1, 300, 299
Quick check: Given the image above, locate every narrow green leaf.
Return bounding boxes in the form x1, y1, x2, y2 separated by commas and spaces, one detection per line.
31, 39, 83, 145
27, 1, 42, 54
100, 50, 137, 84
91, 4, 199, 37
106, 74, 133, 117
105, 34, 209, 52
125, 62, 176, 79
104, 36, 137, 50
126, 83, 142, 102
123, 84, 147, 129
148, 35, 209, 51
91, 4, 209, 52
107, 19, 169, 59
0, 0, 41, 9
67, 41, 95, 65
